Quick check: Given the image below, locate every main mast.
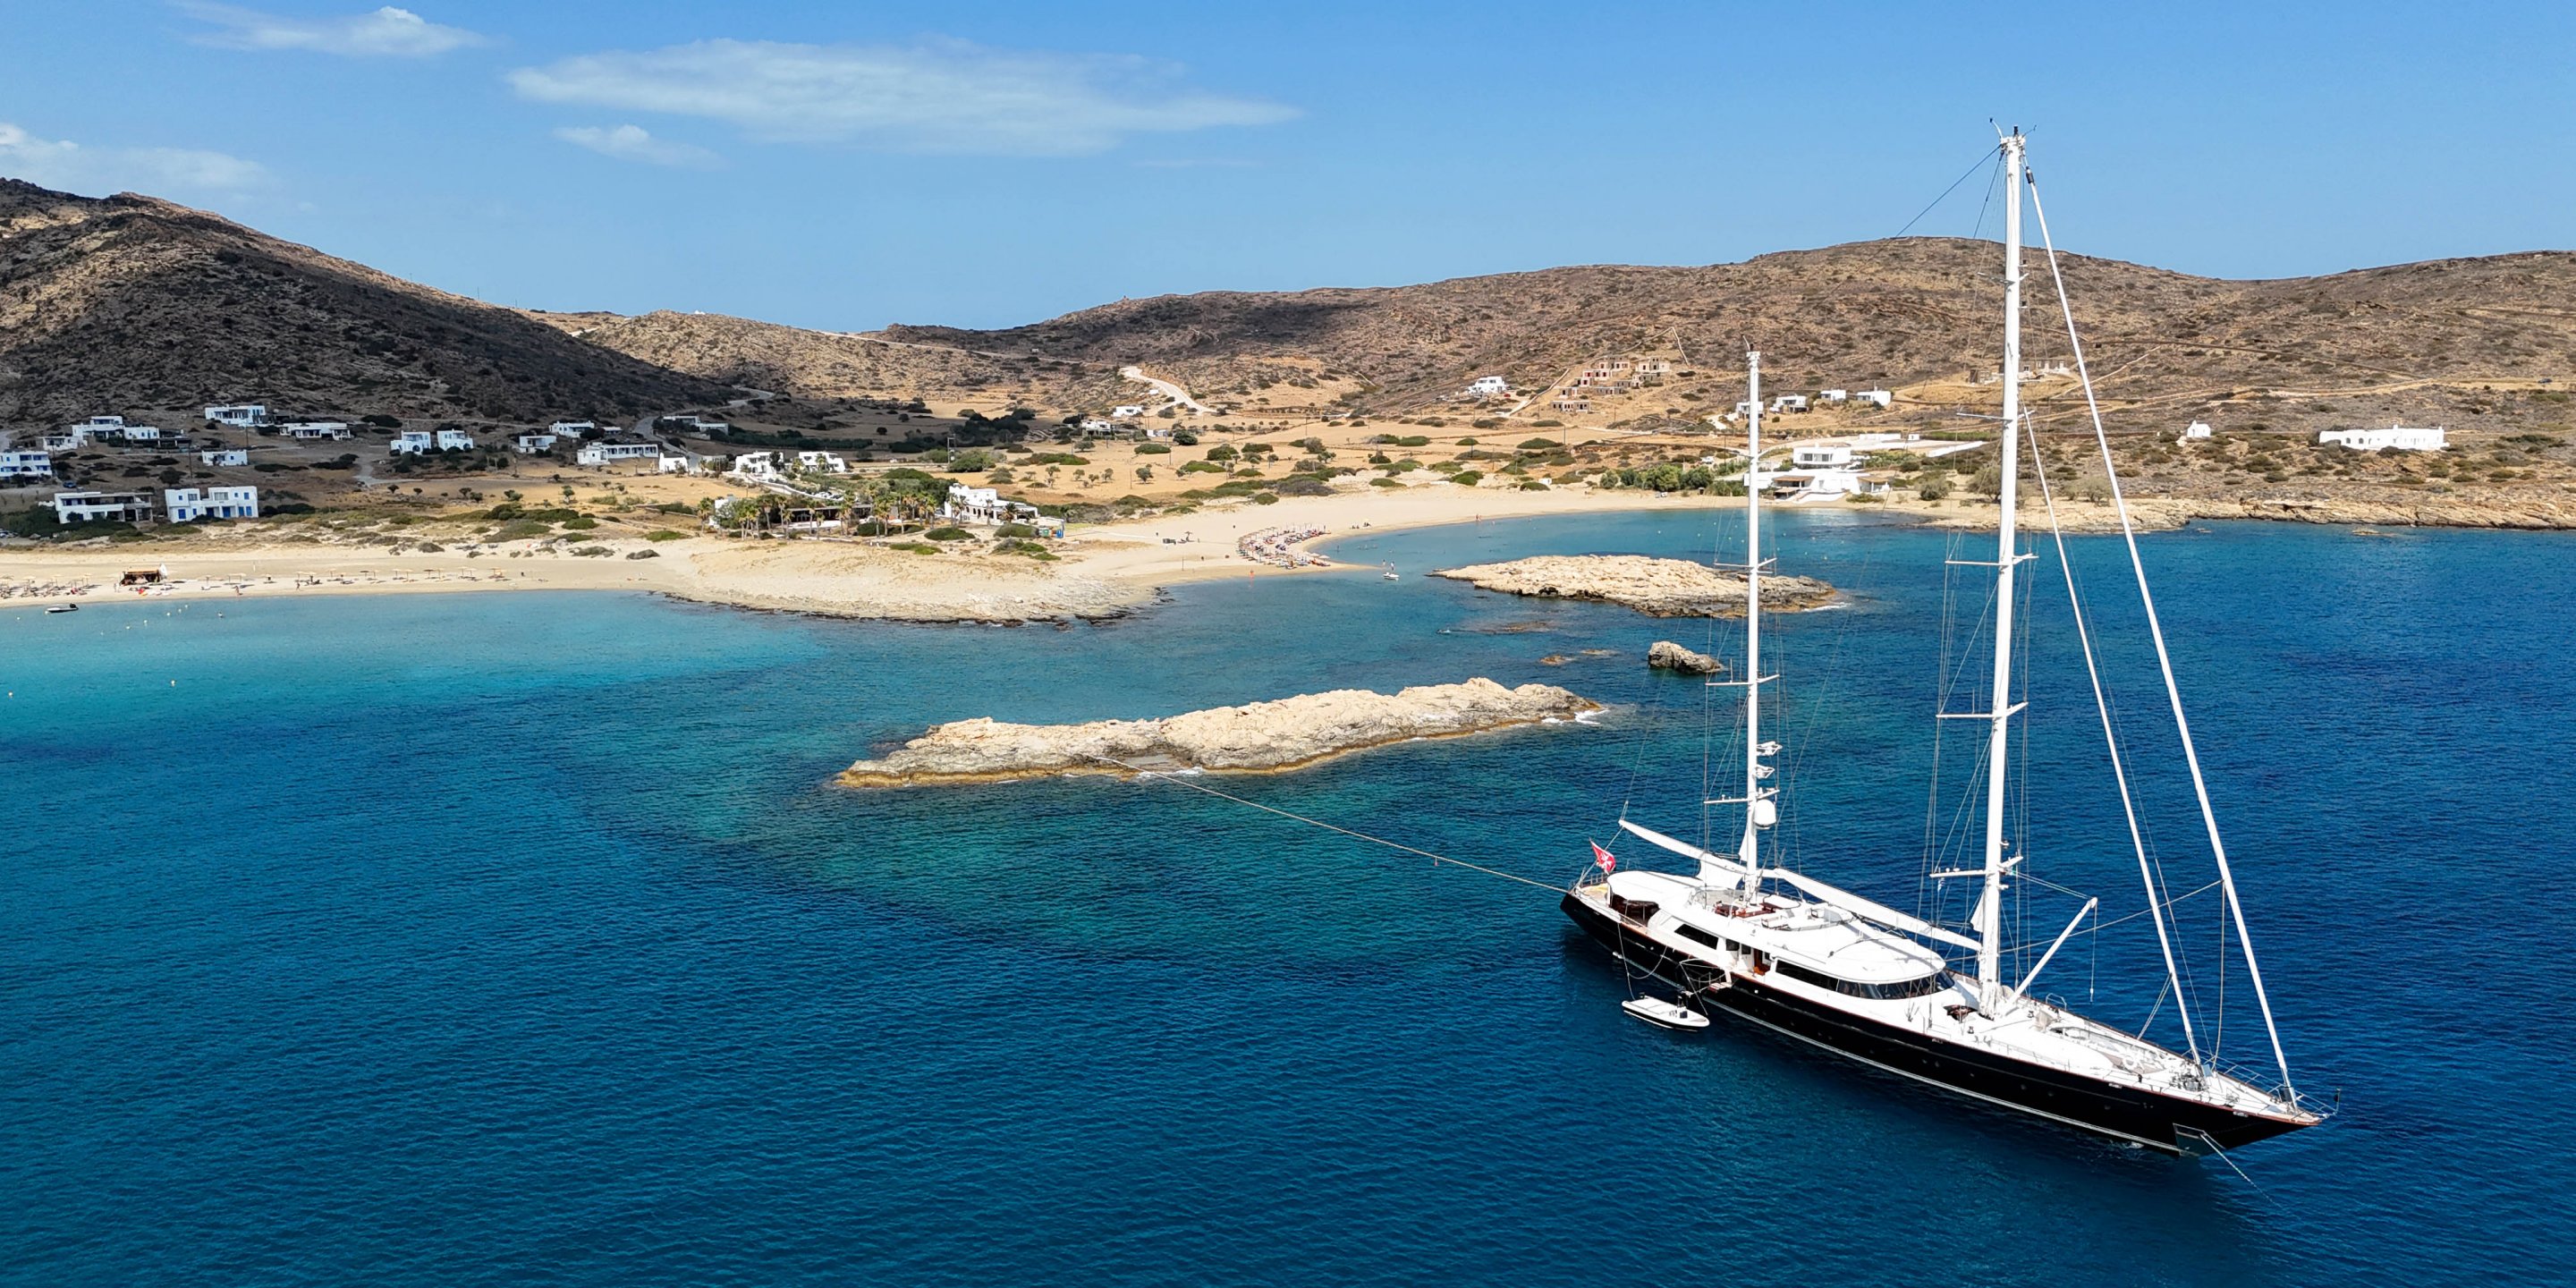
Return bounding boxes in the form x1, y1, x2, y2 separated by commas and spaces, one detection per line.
1975, 131, 2028, 1004
1738, 350, 1770, 886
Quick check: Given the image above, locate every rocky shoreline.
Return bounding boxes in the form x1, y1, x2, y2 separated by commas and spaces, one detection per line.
838, 678, 1600, 787
1432, 555, 1835, 617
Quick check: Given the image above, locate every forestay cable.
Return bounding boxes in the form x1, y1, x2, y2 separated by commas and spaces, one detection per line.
2025, 171, 2299, 1100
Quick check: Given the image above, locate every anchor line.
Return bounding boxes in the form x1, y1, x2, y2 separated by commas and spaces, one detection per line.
1085, 754, 1572, 894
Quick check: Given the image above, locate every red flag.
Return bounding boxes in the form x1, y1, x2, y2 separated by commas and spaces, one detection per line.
1591, 842, 1617, 873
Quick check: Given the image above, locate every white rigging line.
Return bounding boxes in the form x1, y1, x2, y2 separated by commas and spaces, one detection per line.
2024, 173, 2301, 1102
2024, 413, 2207, 1068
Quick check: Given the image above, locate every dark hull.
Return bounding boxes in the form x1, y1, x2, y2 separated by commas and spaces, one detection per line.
1564, 893, 2309, 1154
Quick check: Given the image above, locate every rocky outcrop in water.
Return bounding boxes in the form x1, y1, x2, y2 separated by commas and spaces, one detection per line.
1433, 555, 1833, 617
1647, 640, 1724, 674
838, 678, 1598, 786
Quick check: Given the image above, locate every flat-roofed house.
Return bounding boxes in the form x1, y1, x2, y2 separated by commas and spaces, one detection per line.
199, 449, 250, 466
1, 450, 55, 479
2318, 424, 2445, 452
54, 490, 157, 523
284, 421, 352, 440
205, 404, 269, 427
163, 486, 259, 521
576, 441, 661, 465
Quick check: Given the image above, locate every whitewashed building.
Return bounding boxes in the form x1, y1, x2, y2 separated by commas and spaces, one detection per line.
793, 451, 850, 474
53, 490, 157, 523
390, 431, 435, 454
2319, 424, 2446, 452
1792, 444, 1856, 469
938, 482, 1038, 525
1818, 389, 1849, 404
512, 433, 559, 454
1770, 394, 1810, 413
163, 486, 259, 522
80, 415, 128, 430
1466, 375, 1511, 398
435, 429, 475, 451
550, 420, 598, 436
199, 449, 250, 467
657, 453, 691, 473
1854, 389, 1894, 410
2182, 420, 2214, 441
205, 404, 269, 427
284, 421, 352, 440
1, 450, 55, 479
576, 441, 661, 465
1111, 404, 1146, 419
726, 452, 783, 480
38, 430, 84, 452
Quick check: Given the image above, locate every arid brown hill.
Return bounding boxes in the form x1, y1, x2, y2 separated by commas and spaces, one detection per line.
0, 180, 725, 425
882, 239, 2576, 416
522, 308, 1130, 412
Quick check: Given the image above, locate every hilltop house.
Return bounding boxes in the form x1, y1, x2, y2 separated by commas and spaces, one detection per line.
1771, 394, 1809, 413
2181, 420, 2214, 442
284, 421, 352, 440
38, 430, 83, 452
436, 429, 475, 451
1111, 404, 1146, 419
576, 441, 661, 466
1466, 375, 1511, 398
163, 486, 259, 522
793, 451, 850, 474
1818, 389, 1849, 404
2319, 424, 2446, 452
727, 452, 783, 480
1854, 389, 1894, 410
199, 449, 250, 467
513, 433, 558, 454
550, 420, 599, 437
1, 450, 55, 479
204, 404, 269, 428
53, 490, 157, 524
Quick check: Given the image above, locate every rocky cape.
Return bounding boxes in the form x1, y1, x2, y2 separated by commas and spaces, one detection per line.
837, 679, 1598, 787
1432, 555, 1834, 617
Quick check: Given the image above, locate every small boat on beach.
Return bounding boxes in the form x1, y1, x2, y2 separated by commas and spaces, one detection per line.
1622, 996, 1709, 1030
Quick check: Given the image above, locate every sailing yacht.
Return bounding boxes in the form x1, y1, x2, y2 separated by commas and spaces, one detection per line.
1560, 131, 2322, 1156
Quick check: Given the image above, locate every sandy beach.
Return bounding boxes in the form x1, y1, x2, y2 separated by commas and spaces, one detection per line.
0, 485, 1732, 623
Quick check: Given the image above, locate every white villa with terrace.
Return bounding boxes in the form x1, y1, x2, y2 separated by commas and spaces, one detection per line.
2, 450, 55, 479
53, 490, 157, 524
205, 404, 269, 427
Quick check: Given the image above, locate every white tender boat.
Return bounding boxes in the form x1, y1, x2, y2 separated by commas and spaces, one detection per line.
1621, 996, 1710, 1030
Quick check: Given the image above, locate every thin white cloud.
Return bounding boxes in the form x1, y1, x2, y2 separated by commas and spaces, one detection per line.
0, 122, 269, 198
180, 4, 486, 57
553, 124, 721, 169
506, 38, 1298, 157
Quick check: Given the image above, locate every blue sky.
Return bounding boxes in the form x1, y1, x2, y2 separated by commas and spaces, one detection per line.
4, 1, 2569, 329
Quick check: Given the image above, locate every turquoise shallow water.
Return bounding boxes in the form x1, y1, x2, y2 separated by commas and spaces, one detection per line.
4, 511, 2571, 1286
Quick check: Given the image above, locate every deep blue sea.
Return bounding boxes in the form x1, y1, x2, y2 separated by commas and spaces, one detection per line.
4, 511, 2570, 1286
